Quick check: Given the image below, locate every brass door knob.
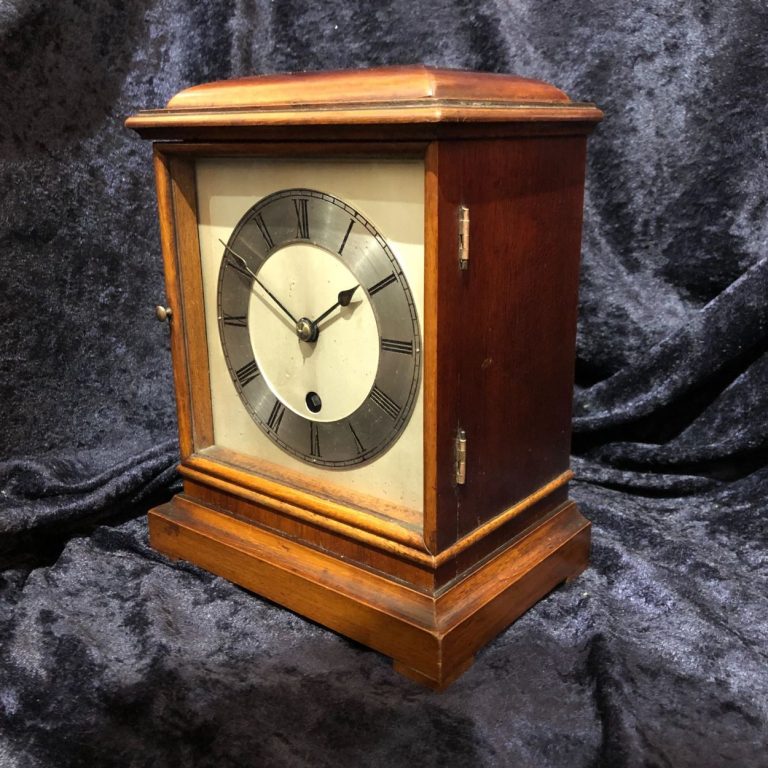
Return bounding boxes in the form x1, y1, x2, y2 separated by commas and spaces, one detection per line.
155, 305, 172, 322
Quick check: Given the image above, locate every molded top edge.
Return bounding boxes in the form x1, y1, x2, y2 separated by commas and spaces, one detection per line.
165, 65, 573, 111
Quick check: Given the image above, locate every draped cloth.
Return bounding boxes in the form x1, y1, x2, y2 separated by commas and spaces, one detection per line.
1, 2, 766, 765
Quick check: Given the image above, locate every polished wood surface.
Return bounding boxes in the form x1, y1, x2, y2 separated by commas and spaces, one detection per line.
149, 495, 590, 689
130, 119, 603, 144
422, 141, 440, 552
193, 446, 425, 540
178, 450, 574, 591
152, 151, 196, 459
433, 136, 588, 552
167, 155, 214, 455
125, 65, 602, 140
165, 66, 570, 110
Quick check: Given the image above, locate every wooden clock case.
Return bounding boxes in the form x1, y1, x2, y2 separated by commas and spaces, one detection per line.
127, 66, 602, 689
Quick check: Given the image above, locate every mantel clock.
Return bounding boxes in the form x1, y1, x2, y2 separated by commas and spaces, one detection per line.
126, 66, 602, 689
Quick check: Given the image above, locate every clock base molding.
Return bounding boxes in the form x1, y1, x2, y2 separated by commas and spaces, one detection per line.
148, 495, 590, 689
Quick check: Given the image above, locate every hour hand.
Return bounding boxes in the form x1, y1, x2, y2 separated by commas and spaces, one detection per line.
312, 285, 360, 326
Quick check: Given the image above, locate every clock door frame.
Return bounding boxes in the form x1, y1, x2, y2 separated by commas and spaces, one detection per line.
152, 141, 442, 591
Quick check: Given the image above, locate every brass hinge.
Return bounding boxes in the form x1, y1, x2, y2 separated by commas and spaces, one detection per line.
458, 205, 470, 270
455, 428, 467, 485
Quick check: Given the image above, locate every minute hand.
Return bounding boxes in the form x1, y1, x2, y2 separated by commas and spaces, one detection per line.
219, 239, 299, 325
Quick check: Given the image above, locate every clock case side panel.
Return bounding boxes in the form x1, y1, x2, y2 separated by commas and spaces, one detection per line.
428, 136, 591, 575
153, 148, 215, 459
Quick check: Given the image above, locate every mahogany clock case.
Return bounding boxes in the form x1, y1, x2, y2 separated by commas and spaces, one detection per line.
126, 67, 602, 688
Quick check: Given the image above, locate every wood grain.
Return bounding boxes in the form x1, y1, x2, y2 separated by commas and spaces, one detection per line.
149, 494, 590, 689
178, 450, 573, 591
432, 137, 589, 545
155, 141, 430, 157
163, 66, 570, 110
422, 141, 440, 554
128, 119, 603, 144
192, 446, 425, 536
166, 154, 214, 454
125, 66, 602, 141
152, 150, 195, 458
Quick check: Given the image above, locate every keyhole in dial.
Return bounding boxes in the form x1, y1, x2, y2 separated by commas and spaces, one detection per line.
306, 391, 322, 413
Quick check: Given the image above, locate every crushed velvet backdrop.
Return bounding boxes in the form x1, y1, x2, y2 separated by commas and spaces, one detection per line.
1, 1, 766, 766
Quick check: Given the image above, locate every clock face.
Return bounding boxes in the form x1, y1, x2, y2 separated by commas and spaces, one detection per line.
196, 157, 424, 521
217, 188, 421, 467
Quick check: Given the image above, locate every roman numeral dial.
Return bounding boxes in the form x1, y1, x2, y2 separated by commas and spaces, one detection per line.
217, 188, 421, 468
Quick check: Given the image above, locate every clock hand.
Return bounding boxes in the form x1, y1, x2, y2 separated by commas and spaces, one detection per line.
312, 285, 360, 327
219, 239, 299, 326
295, 286, 360, 344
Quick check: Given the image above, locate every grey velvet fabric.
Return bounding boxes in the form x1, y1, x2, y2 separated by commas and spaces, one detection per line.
1, 1, 767, 766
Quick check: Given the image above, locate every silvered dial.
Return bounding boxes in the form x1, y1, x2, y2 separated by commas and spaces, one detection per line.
217, 188, 421, 467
